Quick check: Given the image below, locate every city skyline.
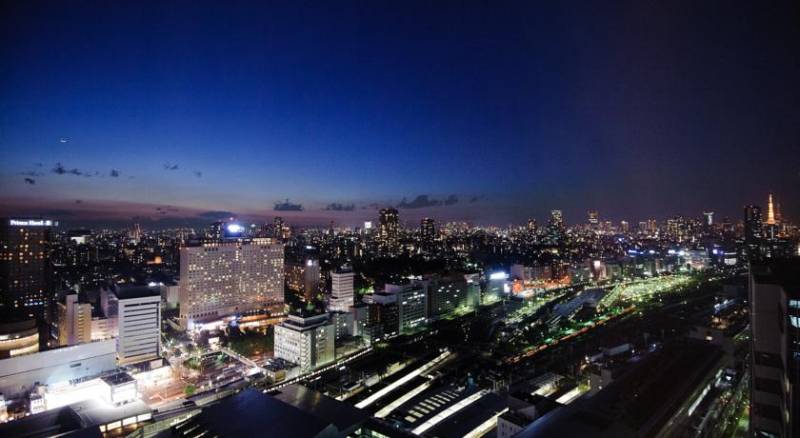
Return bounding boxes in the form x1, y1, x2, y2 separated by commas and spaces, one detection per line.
2, 1, 799, 226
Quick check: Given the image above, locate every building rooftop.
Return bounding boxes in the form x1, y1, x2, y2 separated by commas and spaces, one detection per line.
272, 384, 369, 433
169, 387, 366, 438
113, 285, 161, 300
0, 398, 149, 438
100, 371, 135, 386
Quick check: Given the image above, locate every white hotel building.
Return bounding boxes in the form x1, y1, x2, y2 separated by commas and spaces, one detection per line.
179, 238, 284, 329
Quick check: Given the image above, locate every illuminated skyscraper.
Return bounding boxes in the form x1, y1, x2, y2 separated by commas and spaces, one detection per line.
547, 210, 565, 244
420, 218, 436, 241
273, 216, 286, 239
0, 218, 54, 318
550, 210, 564, 228
744, 205, 764, 257
379, 208, 399, 250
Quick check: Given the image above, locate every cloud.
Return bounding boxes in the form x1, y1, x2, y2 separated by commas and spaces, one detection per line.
75, 199, 83, 204
34, 162, 43, 167
469, 196, 480, 203
196, 210, 237, 221
274, 199, 303, 211
397, 195, 441, 209
193, 171, 203, 178
24, 177, 36, 185
59, 137, 69, 143
443, 194, 459, 206
110, 169, 120, 177
325, 203, 355, 212
163, 163, 179, 170
52, 162, 83, 176
19, 171, 43, 177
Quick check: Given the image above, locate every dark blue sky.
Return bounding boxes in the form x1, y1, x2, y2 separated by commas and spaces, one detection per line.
1, 1, 798, 227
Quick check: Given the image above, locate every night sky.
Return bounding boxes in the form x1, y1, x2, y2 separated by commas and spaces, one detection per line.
1, 1, 798, 227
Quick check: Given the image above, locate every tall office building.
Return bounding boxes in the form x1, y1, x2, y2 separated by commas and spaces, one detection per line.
285, 257, 321, 301
378, 208, 399, 250
179, 237, 284, 329
0, 218, 54, 317
749, 258, 800, 437
385, 282, 428, 334
426, 274, 480, 319
547, 210, 565, 244
420, 218, 435, 241
273, 217, 286, 240
274, 313, 335, 372
57, 292, 92, 346
115, 286, 161, 366
744, 205, 764, 257
328, 269, 355, 313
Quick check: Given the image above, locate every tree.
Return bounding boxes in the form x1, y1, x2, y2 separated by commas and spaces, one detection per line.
185, 384, 197, 396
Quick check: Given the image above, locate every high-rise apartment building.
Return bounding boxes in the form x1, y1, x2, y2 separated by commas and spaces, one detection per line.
749, 258, 800, 437
179, 237, 284, 329
328, 269, 355, 313
0, 218, 54, 317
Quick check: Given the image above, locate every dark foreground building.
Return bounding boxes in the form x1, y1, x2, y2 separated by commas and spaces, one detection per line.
164, 385, 369, 438
749, 258, 800, 437
516, 340, 724, 437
